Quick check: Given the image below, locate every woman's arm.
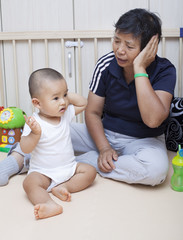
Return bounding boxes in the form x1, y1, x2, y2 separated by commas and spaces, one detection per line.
85, 91, 118, 172
133, 35, 173, 128
67, 92, 87, 115
20, 116, 41, 154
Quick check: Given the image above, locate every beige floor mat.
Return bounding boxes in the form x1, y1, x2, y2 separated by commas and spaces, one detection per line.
0, 151, 183, 240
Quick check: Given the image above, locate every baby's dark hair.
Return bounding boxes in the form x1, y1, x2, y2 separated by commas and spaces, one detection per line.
114, 8, 162, 50
29, 68, 64, 98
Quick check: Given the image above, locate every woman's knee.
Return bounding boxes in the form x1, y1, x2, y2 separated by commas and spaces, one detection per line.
136, 146, 169, 186
109, 152, 169, 186
145, 158, 169, 186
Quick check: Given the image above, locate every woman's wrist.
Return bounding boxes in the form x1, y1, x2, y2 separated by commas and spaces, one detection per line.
133, 61, 146, 72
133, 65, 148, 79
99, 145, 112, 152
134, 73, 148, 79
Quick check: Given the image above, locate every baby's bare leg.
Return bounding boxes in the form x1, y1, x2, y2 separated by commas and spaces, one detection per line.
23, 172, 63, 220
52, 163, 96, 200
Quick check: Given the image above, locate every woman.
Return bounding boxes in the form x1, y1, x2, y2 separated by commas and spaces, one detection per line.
70, 8, 176, 185
0, 8, 176, 186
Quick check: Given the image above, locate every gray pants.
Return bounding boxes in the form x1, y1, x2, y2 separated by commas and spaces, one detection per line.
15, 122, 168, 186
70, 123, 169, 186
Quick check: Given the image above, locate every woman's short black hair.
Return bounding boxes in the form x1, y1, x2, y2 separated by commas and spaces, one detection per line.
114, 8, 162, 50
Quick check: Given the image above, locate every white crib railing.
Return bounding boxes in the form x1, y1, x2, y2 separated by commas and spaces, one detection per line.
0, 29, 182, 119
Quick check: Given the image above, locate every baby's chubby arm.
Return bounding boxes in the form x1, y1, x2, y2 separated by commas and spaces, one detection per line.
20, 116, 41, 154
67, 92, 87, 115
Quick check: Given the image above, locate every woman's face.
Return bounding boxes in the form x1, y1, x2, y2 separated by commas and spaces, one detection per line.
113, 31, 141, 69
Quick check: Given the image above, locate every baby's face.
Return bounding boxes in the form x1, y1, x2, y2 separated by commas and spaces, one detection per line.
38, 78, 69, 118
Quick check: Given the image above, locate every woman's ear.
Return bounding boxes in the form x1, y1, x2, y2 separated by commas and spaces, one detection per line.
32, 98, 41, 109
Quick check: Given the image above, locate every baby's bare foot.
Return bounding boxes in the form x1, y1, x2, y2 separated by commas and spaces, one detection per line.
52, 186, 71, 202
34, 202, 63, 220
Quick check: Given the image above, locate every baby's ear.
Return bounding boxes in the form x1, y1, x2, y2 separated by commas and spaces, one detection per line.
32, 98, 40, 109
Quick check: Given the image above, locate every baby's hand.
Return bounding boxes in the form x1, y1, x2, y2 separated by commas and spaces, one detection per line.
24, 115, 41, 135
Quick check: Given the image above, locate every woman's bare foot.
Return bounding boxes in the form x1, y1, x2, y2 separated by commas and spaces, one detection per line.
34, 202, 63, 220
52, 186, 71, 202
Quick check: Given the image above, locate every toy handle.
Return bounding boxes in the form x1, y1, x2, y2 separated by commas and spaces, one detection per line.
178, 145, 183, 157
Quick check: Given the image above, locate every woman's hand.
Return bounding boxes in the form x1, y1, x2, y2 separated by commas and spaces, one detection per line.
133, 35, 159, 71
98, 147, 118, 172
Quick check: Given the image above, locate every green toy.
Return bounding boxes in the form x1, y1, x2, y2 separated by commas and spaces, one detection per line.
0, 107, 26, 152
171, 145, 183, 192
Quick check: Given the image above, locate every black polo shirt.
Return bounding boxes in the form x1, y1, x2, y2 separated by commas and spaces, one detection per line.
89, 51, 176, 138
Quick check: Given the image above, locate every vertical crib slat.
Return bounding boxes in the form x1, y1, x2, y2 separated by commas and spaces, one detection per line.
61, 38, 65, 77
0, 42, 5, 106
111, 37, 113, 50
12, 40, 19, 107
44, 39, 49, 67
28, 39, 33, 74
162, 37, 166, 57
77, 38, 83, 122
94, 38, 98, 64
28, 39, 34, 113
178, 37, 183, 97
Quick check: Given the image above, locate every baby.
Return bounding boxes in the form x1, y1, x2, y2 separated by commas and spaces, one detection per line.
20, 68, 96, 220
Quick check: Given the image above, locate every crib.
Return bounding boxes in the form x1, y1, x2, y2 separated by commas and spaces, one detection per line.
0, 28, 182, 119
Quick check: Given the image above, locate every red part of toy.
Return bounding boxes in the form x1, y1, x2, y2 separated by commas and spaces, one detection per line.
0, 106, 4, 112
